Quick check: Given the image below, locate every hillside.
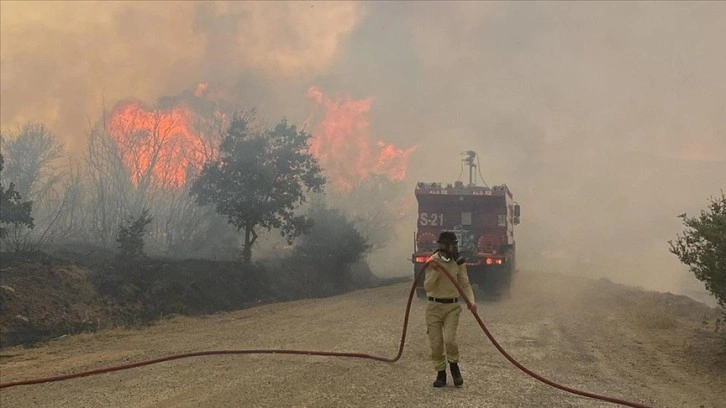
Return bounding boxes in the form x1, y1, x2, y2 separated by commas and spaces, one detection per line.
0, 250, 386, 348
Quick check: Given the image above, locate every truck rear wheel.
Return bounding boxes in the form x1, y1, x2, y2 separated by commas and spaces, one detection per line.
469, 251, 514, 301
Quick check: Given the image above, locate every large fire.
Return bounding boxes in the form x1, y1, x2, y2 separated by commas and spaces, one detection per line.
108, 102, 213, 189
306, 86, 416, 192
107, 85, 415, 192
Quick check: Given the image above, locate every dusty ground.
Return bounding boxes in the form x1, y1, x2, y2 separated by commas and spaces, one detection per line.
1, 271, 724, 408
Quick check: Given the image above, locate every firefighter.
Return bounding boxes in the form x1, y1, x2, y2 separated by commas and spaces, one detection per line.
424, 230, 477, 387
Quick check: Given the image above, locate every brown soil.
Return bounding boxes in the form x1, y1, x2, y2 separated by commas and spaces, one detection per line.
1, 270, 723, 407
0, 251, 384, 348
0, 258, 105, 346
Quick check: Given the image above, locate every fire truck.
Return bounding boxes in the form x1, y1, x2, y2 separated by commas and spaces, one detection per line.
411, 151, 520, 299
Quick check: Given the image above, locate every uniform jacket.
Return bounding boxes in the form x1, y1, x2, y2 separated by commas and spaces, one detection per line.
424, 251, 476, 304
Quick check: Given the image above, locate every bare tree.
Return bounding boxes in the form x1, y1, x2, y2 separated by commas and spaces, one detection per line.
79, 102, 235, 257
0, 123, 69, 251
0, 122, 65, 201
51, 157, 88, 241
0, 104, 245, 259
83, 124, 133, 245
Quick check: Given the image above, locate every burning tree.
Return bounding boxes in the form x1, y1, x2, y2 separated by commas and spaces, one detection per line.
81, 100, 233, 257
190, 112, 325, 262
107, 102, 212, 191
83, 123, 134, 245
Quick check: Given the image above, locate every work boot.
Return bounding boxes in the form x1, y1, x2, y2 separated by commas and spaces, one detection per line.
450, 362, 463, 387
433, 370, 446, 387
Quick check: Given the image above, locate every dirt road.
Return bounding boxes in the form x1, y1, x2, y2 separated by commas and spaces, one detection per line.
1, 271, 723, 408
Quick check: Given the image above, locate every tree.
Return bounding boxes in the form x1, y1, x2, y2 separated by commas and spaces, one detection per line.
294, 205, 372, 271
669, 192, 726, 310
0, 153, 34, 241
82, 101, 232, 256
190, 113, 325, 262
83, 123, 133, 245
0, 122, 65, 200
116, 208, 153, 260
0, 123, 65, 249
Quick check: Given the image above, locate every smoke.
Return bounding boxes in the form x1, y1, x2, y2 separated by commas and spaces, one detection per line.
324, 2, 726, 299
0, 1, 362, 149
2, 2, 725, 301
405, 2, 725, 301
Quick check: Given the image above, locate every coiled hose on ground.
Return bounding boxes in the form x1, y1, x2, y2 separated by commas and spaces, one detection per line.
0, 261, 653, 408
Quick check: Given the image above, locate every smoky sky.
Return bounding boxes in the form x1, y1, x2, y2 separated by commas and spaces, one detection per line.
1, 1, 724, 300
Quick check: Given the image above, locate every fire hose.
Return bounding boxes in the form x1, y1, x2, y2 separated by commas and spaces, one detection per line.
0, 261, 654, 408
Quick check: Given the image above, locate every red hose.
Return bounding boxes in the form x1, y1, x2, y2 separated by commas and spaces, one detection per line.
426, 260, 653, 408
0, 262, 654, 408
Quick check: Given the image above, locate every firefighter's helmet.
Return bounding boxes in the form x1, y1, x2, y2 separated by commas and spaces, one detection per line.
437, 231, 458, 244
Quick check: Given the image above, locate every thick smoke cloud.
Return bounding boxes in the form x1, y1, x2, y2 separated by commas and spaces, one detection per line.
0, 1, 361, 148
2, 2, 724, 302
323, 2, 725, 301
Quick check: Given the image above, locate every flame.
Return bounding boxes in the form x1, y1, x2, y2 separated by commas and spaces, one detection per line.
106, 85, 416, 192
108, 101, 212, 189
306, 86, 416, 192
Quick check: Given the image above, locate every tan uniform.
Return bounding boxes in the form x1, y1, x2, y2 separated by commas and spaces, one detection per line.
424, 251, 476, 371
